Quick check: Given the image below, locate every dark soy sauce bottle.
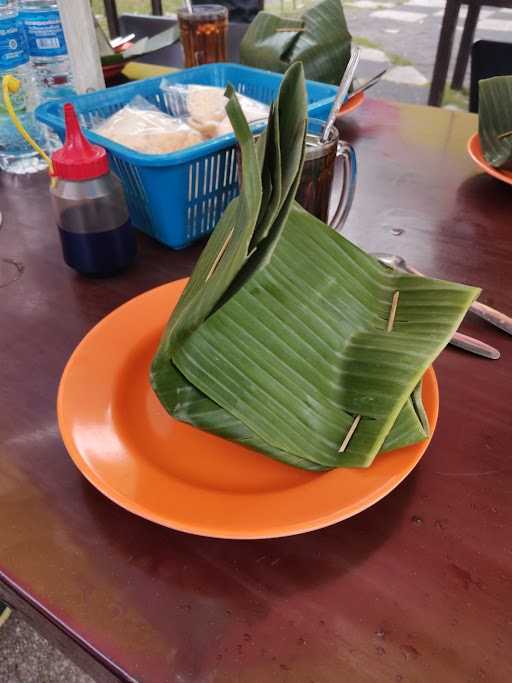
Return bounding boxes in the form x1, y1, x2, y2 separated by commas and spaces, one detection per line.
50, 103, 137, 277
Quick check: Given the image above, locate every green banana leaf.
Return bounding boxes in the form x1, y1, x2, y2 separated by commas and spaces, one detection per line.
479, 76, 512, 169
239, 0, 352, 85
151, 65, 479, 470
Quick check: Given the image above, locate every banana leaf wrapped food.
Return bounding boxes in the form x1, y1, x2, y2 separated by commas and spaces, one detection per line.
479, 75, 512, 170
151, 64, 479, 471
239, 0, 351, 86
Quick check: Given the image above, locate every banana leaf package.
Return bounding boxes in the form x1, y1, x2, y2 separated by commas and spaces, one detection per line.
479, 75, 512, 169
239, 0, 351, 85
151, 65, 479, 471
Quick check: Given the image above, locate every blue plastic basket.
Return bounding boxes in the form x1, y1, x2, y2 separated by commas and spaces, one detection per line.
36, 63, 337, 249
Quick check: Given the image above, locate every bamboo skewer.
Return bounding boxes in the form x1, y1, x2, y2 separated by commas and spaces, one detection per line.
339, 290, 400, 454
206, 228, 234, 281
387, 290, 400, 333
338, 415, 361, 453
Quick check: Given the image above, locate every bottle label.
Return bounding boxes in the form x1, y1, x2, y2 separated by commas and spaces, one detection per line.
0, 16, 29, 69
20, 9, 68, 58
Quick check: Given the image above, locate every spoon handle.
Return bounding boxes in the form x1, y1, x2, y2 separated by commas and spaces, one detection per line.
401, 261, 512, 336
321, 46, 360, 143
469, 301, 512, 336
450, 332, 500, 359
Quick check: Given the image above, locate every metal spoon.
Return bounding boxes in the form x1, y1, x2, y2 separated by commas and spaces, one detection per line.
375, 253, 512, 336
374, 253, 501, 360
321, 46, 361, 143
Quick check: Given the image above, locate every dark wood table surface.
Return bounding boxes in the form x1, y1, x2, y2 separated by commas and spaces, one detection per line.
2, 100, 512, 683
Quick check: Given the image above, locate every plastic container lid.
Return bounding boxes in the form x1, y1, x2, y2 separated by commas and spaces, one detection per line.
52, 103, 109, 181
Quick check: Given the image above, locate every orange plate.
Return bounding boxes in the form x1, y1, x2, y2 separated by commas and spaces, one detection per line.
58, 279, 439, 540
338, 91, 365, 117
467, 132, 512, 186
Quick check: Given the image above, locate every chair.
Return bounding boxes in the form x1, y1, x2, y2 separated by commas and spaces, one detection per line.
119, 13, 177, 40
191, 0, 264, 23
103, 1, 164, 37
469, 39, 512, 112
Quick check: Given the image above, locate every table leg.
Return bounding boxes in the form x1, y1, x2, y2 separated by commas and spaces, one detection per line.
428, 0, 462, 107
451, 2, 481, 90
103, 0, 120, 39
151, 0, 164, 14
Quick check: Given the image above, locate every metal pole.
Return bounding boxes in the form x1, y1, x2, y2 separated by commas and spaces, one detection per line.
151, 0, 164, 15
58, 0, 105, 92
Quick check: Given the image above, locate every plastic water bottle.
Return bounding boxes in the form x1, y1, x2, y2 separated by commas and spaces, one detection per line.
19, 0, 74, 101
0, 0, 47, 173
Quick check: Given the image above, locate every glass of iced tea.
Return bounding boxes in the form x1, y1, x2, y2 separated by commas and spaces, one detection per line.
177, 4, 229, 68
295, 119, 357, 232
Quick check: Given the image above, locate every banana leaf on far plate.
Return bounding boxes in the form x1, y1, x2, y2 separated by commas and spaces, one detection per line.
151, 64, 479, 470
479, 76, 512, 169
239, 0, 352, 85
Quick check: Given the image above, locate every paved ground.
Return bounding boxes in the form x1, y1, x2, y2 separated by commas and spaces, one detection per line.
96, 0, 512, 107
3, 2, 512, 682
344, 0, 512, 107
0, 612, 93, 683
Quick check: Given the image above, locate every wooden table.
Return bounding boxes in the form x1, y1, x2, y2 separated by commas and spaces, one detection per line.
2, 101, 512, 682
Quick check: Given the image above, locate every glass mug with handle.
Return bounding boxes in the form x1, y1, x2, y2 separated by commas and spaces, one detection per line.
237, 117, 356, 231
295, 119, 357, 232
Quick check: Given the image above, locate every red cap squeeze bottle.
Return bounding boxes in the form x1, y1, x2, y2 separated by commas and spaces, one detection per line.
50, 104, 137, 276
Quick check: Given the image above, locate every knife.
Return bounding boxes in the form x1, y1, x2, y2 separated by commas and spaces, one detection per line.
347, 69, 387, 101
